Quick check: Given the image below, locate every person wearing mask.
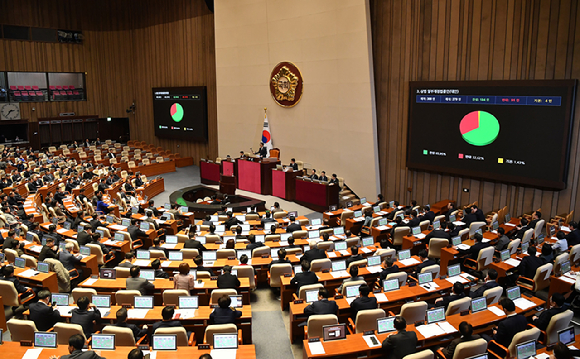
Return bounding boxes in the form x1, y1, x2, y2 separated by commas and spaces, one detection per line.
113, 307, 148, 341
290, 260, 319, 295
209, 295, 243, 324
304, 288, 338, 316
490, 298, 528, 348
470, 269, 499, 298
126, 266, 154, 295
60, 334, 104, 359
217, 265, 240, 290
29, 290, 63, 331
439, 322, 481, 359
381, 316, 417, 359
71, 296, 101, 338
174, 262, 195, 292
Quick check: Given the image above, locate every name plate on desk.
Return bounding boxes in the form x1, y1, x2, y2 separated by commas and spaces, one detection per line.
308, 337, 320, 342
334, 294, 343, 299
294, 299, 304, 304
198, 344, 210, 350
283, 273, 292, 277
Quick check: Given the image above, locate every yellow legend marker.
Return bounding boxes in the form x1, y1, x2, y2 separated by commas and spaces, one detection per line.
498, 158, 504, 164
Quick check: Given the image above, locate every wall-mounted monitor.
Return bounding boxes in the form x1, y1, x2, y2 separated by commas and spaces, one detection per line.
152, 87, 208, 141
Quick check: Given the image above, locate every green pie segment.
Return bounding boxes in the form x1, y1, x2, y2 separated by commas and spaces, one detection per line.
170, 103, 184, 123
460, 111, 500, 146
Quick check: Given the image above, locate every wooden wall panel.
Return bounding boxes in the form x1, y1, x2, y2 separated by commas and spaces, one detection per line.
0, 0, 217, 161
371, 0, 580, 221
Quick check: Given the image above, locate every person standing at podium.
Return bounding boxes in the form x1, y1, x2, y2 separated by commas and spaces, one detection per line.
254, 142, 267, 158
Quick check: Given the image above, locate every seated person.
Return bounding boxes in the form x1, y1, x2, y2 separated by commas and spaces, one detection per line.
39, 237, 59, 262
290, 260, 318, 295
238, 254, 255, 275
151, 306, 183, 333
540, 244, 554, 263
246, 234, 265, 251
433, 282, 465, 309
379, 257, 400, 285
217, 265, 240, 289
269, 248, 291, 270
350, 284, 378, 319
113, 307, 147, 340
345, 246, 364, 267
118, 252, 135, 267
494, 227, 510, 251
337, 265, 364, 293
286, 215, 302, 233
552, 231, 568, 256
302, 241, 327, 262
209, 295, 243, 324
287, 237, 299, 248
174, 262, 195, 292
90, 233, 110, 255
412, 249, 436, 278
490, 298, 528, 348
184, 231, 207, 252
470, 269, 499, 298
1, 265, 34, 298
29, 289, 63, 331
126, 266, 155, 295
531, 292, 567, 331
194, 255, 213, 275
439, 321, 480, 359
381, 316, 417, 359
61, 334, 104, 359
304, 288, 338, 316
71, 296, 102, 338
152, 259, 169, 279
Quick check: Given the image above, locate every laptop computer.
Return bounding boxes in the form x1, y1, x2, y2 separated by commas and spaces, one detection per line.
373, 206, 381, 213
475, 228, 483, 236
354, 210, 363, 218
164, 203, 171, 210
397, 249, 411, 261
449, 214, 456, 222
236, 215, 246, 222
305, 290, 319, 303
237, 249, 251, 260
362, 237, 374, 247
308, 230, 320, 239
180, 206, 189, 213
280, 233, 292, 241
329, 205, 337, 211
311, 218, 322, 226
203, 251, 217, 265
367, 256, 381, 267
492, 221, 499, 230
255, 235, 265, 242
505, 213, 511, 223
360, 197, 367, 204
152, 335, 177, 351
558, 326, 575, 345
426, 307, 445, 324
80, 246, 91, 257
561, 260, 571, 275
197, 236, 206, 244
471, 297, 487, 313
521, 242, 529, 253
345, 285, 361, 298
95, 230, 104, 238
139, 269, 155, 281
378, 218, 388, 226
322, 324, 347, 341
507, 286, 521, 301
136, 250, 150, 260
34, 332, 58, 348
418, 272, 433, 285
447, 264, 461, 278
516, 340, 536, 359
139, 222, 150, 231
215, 225, 226, 233
383, 278, 400, 292
63, 221, 72, 230
333, 227, 345, 236
51, 293, 69, 306
433, 220, 440, 230
188, 269, 197, 280
213, 333, 238, 349
412, 226, 421, 236
59, 242, 67, 251
178, 296, 199, 309
500, 249, 510, 262
114, 233, 125, 241
334, 241, 347, 251
270, 248, 279, 259
26, 232, 35, 242
377, 317, 396, 334
37, 262, 50, 274
168, 251, 183, 261
121, 218, 131, 227
165, 235, 178, 244
229, 295, 243, 308
100, 268, 116, 279
14, 257, 25, 268
91, 334, 115, 350
389, 201, 395, 208
134, 296, 154, 309
93, 295, 111, 310
106, 215, 114, 223
536, 234, 545, 245
331, 260, 347, 272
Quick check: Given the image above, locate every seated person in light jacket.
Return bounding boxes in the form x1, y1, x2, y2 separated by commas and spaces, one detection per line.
126, 266, 155, 295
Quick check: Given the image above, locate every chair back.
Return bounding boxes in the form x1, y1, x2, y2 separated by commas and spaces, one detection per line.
210, 289, 237, 304
269, 264, 292, 288
508, 238, 521, 255
346, 236, 360, 247
310, 258, 332, 272
403, 349, 434, 359
452, 338, 488, 359
507, 327, 541, 357
400, 301, 428, 323
534, 219, 545, 238
155, 327, 189, 346
205, 234, 220, 244
298, 283, 324, 300
446, 296, 471, 316
115, 267, 131, 278
102, 325, 136, 346
233, 265, 256, 290
252, 246, 271, 258
393, 227, 410, 246
163, 289, 190, 306
181, 248, 199, 259
292, 230, 307, 239
149, 249, 165, 259
483, 286, 503, 305
419, 220, 430, 232
341, 280, 367, 296
306, 314, 338, 338
554, 253, 570, 274
420, 264, 440, 279
285, 247, 303, 255
532, 263, 553, 291
21, 254, 38, 268
521, 228, 534, 244
348, 259, 367, 269
354, 308, 384, 333
72, 288, 97, 303
386, 272, 407, 287
317, 241, 333, 252
0, 281, 20, 306
115, 290, 141, 305
204, 324, 237, 346
427, 238, 449, 259
458, 228, 469, 241
7, 319, 38, 342
476, 246, 494, 271
217, 249, 236, 259
54, 323, 86, 344
86, 243, 105, 265
340, 210, 354, 223
265, 234, 281, 242
546, 310, 574, 345
469, 222, 487, 237
375, 248, 396, 261
5, 248, 18, 263
571, 244, 580, 265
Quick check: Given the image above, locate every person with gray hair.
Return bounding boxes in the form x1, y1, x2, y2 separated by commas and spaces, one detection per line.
59, 242, 82, 271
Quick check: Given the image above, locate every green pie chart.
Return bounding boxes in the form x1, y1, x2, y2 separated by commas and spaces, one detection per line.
170, 103, 184, 123
459, 110, 500, 146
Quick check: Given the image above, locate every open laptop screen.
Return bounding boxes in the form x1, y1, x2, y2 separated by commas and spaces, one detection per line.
322, 324, 347, 341
516, 340, 536, 359
213, 334, 238, 349
558, 326, 575, 345
152, 335, 177, 351
426, 307, 445, 324
91, 334, 115, 350
377, 317, 396, 334
34, 332, 58, 348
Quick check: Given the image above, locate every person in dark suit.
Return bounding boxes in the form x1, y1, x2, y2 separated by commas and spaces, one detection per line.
439, 321, 481, 359
217, 265, 240, 289
71, 296, 101, 338
39, 237, 59, 261
302, 241, 327, 263
528, 211, 541, 231
114, 308, 147, 340
420, 205, 435, 223
151, 306, 184, 333
29, 290, 63, 331
210, 295, 243, 324
346, 246, 364, 268
329, 173, 339, 185
126, 266, 155, 295
461, 208, 478, 228
254, 142, 267, 158
382, 316, 418, 359
193, 255, 213, 275
407, 210, 420, 228
337, 265, 364, 293
566, 221, 580, 247
457, 233, 490, 261
1, 265, 33, 296
304, 288, 338, 316
470, 269, 499, 298
309, 169, 319, 180
433, 282, 466, 309
246, 234, 265, 251
2, 229, 19, 251
260, 211, 276, 228
494, 227, 510, 251
513, 246, 544, 280
389, 216, 404, 237
425, 222, 451, 241
290, 260, 319, 294
60, 334, 104, 359
183, 232, 207, 252
151, 259, 169, 279
350, 284, 378, 319
269, 248, 291, 270
319, 171, 329, 182
224, 212, 242, 230
90, 214, 106, 232
76, 225, 93, 246
89, 233, 110, 255
117, 252, 135, 268
288, 158, 298, 171
286, 215, 302, 233
472, 205, 485, 222
127, 219, 146, 242
511, 218, 530, 239
491, 298, 528, 348
379, 257, 400, 284
59, 243, 82, 271
413, 249, 436, 278
532, 292, 567, 331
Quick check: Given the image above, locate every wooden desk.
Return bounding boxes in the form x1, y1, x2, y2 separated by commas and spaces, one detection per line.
272, 169, 303, 201
0, 341, 256, 359
430, 199, 453, 215
14, 266, 59, 292
0, 296, 6, 331
439, 233, 499, 274
295, 178, 340, 213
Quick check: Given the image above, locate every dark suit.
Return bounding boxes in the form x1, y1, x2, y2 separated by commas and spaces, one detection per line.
379, 265, 400, 283
310, 174, 319, 180
256, 147, 267, 157
517, 255, 544, 279
76, 231, 92, 246
458, 241, 490, 261
2, 237, 19, 250
290, 271, 319, 293
566, 229, 580, 247
441, 335, 481, 359
286, 223, 302, 233
71, 308, 101, 338
2, 276, 28, 293
532, 306, 566, 331
260, 217, 276, 228
382, 329, 418, 359
346, 254, 364, 268
302, 248, 327, 263
59, 250, 81, 271
495, 235, 510, 251
319, 175, 328, 182
470, 280, 498, 298
90, 219, 105, 232
183, 239, 207, 252
152, 320, 183, 333
224, 217, 242, 229
420, 211, 436, 223
415, 258, 436, 276
60, 350, 103, 359
425, 229, 451, 242
217, 273, 240, 289
39, 245, 59, 261
127, 225, 145, 241
407, 217, 420, 228
350, 296, 378, 319
289, 163, 298, 170
474, 209, 485, 222
125, 277, 154, 295
210, 307, 242, 324
246, 241, 265, 251
29, 301, 63, 331
513, 225, 530, 239
114, 321, 147, 339
462, 213, 478, 227
435, 292, 465, 309
492, 314, 528, 347
304, 299, 339, 315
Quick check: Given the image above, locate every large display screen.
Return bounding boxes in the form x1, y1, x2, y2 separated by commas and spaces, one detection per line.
407, 80, 577, 190
153, 87, 208, 141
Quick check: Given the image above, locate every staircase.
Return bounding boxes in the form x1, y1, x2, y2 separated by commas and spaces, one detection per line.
338, 183, 360, 207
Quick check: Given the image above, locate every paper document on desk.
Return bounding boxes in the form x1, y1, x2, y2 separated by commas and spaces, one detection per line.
83, 278, 98, 286
398, 258, 420, 266
161, 261, 172, 267
194, 281, 205, 288
482, 238, 491, 243
561, 226, 571, 232
456, 244, 470, 250
360, 247, 372, 254
155, 219, 166, 225
346, 297, 356, 305
504, 258, 521, 267
514, 298, 536, 310
420, 282, 440, 292
414, 233, 426, 239
504, 223, 516, 227
363, 335, 381, 348
29, 245, 42, 253
535, 354, 550, 359
446, 276, 468, 284
353, 217, 365, 222
331, 270, 349, 278
128, 309, 149, 319
109, 225, 127, 231
210, 349, 237, 359
161, 243, 176, 249
367, 266, 383, 274
453, 221, 466, 226
104, 240, 117, 245
376, 225, 390, 231
327, 252, 338, 258
279, 241, 289, 247
374, 293, 388, 303
132, 260, 151, 266
174, 309, 196, 319
438, 321, 457, 334
339, 250, 350, 256
57, 228, 68, 234
22, 348, 43, 359
18, 269, 38, 278
308, 342, 325, 355
56, 306, 77, 316
560, 276, 576, 284
417, 323, 445, 338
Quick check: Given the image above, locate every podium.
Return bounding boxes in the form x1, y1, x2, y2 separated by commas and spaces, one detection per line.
200, 160, 220, 185
272, 169, 303, 200
236, 158, 280, 195
222, 160, 235, 176
220, 175, 236, 195
295, 178, 339, 212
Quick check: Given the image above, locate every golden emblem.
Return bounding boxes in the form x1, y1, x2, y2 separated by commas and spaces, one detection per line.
270, 61, 303, 107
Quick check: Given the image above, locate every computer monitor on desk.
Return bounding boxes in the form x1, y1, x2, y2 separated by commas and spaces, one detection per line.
515, 340, 536, 359
34, 332, 58, 348
213, 334, 238, 349
91, 334, 115, 350
322, 324, 347, 341
376, 317, 396, 334
152, 335, 177, 351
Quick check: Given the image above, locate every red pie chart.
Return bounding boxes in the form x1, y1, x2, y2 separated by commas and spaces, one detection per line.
459, 111, 500, 146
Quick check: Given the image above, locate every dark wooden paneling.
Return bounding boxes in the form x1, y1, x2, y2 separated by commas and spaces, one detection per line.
371, 0, 580, 221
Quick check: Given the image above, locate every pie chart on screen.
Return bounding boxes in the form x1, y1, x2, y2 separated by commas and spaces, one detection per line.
459, 110, 500, 146
170, 103, 184, 123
